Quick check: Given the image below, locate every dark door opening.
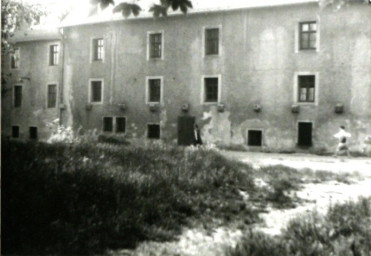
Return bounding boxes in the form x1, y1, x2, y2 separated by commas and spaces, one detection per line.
178, 116, 195, 146
298, 122, 312, 147
248, 130, 262, 146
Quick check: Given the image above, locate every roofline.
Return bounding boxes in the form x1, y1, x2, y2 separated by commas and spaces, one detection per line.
9, 29, 62, 43
60, 0, 318, 28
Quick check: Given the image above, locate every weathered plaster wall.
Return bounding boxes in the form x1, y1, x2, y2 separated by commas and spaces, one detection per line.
2, 39, 63, 140
63, 2, 370, 151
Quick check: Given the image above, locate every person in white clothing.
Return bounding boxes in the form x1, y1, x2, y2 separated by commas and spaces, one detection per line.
333, 126, 351, 157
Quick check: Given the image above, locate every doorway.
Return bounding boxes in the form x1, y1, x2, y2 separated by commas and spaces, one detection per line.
298, 122, 312, 147
177, 116, 195, 146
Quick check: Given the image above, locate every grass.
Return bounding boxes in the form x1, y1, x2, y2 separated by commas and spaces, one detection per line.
228, 197, 371, 256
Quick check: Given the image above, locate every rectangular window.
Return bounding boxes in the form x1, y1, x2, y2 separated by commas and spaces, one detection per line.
29, 127, 38, 140
10, 48, 20, 69
103, 117, 113, 132
148, 124, 160, 139
205, 28, 219, 55
93, 38, 104, 61
148, 79, 161, 103
116, 117, 126, 133
248, 130, 262, 146
149, 33, 162, 59
90, 80, 102, 103
14, 85, 22, 108
47, 84, 57, 108
49, 44, 59, 65
12, 126, 19, 138
299, 21, 317, 50
298, 75, 315, 102
204, 77, 218, 103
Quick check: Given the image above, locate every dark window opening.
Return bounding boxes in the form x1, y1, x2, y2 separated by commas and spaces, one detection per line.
299, 21, 317, 50
298, 75, 315, 102
93, 38, 104, 61
91, 81, 102, 103
148, 79, 161, 102
29, 127, 38, 140
205, 28, 219, 55
248, 130, 262, 146
148, 124, 160, 139
14, 85, 22, 108
204, 78, 218, 102
47, 84, 57, 108
103, 117, 113, 132
12, 126, 19, 138
149, 33, 162, 58
116, 117, 126, 133
298, 122, 313, 147
49, 44, 59, 65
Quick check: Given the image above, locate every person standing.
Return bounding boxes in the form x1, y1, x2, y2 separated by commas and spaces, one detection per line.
333, 126, 351, 157
193, 124, 203, 145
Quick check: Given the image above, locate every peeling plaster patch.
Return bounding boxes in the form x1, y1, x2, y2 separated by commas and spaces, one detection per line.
202, 111, 212, 120
33, 109, 43, 117
160, 109, 167, 127
201, 108, 231, 145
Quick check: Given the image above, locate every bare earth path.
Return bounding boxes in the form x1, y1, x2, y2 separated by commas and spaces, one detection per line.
113, 152, 371, 256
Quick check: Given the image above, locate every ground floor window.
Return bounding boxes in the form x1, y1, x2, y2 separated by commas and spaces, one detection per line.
103, 117, 113, 132
29, 127, 38, 140
116, 117, 126, 133
148, 124, 160, 139
298, 122, 313, 147
12, 126, 19, 138
247, 130, 262, 146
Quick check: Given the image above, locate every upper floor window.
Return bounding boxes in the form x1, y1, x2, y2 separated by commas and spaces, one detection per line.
147, 78, 162, 103
93, 38, 104, 61
47, 84, 57, 108
299, 21, 317, 50
204, 77, 219, 103
49, 44, 59, 65
90, 80, 103, 103
148, 32, 163, 59
298, 75, 315, 102
14, 85, 22, 108
205, 28, 219, 55
10, 48, 20, 69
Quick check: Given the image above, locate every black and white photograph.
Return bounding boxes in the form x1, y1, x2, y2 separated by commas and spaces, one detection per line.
1, 0, 371, 255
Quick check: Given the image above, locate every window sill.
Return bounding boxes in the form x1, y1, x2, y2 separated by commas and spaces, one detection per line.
202, 102, 219, 105
89, 102, 103, 105
295, 102, 317, 106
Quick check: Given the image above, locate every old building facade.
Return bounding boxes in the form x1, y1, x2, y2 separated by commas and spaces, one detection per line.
2, 1, 371, 152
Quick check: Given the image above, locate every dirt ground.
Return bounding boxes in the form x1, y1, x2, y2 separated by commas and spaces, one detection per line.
113, 152, 371, 256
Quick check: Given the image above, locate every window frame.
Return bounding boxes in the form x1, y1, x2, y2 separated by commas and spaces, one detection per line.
49, 44, 60, 66
46, 83, 58, 108
203, 26, 222, 57
201, 75, 222, 104
91, 37, 104, 62
88, 79, 104, 104
13, 84, 22, 108
145, 76, 163, 104
293, 72, 319, 105
147, 31, 164, 60
299, 21, 317, 51
10, 47, 20, 69
147, 123, 161, 139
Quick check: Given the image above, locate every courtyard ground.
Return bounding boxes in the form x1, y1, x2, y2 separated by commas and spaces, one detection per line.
117, 151, 371, 256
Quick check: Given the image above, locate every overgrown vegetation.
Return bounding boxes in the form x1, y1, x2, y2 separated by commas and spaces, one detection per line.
228, 197, 371, 256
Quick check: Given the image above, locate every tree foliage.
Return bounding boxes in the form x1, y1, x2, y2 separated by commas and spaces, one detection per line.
1, 0, 46, 53
319, 0, 368, 9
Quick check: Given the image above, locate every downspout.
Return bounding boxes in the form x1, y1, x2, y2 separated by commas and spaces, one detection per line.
59, 28, 65, 126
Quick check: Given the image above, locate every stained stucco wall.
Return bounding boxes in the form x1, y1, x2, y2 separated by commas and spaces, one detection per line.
1, 39, 63, 140
63, 2, 370, 151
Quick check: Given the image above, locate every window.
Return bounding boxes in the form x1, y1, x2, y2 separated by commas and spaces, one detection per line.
205, 28, 219, 55
10, 48, 20, 69
90, 80, 103, 103
299, 21, 317, 50
29, 127, 38, 140
93, 38, 104, 61
298, 75, 315, 102
148, 124, 160, 139
149, 33, 162, 59
14, 85, 22, 108
247, 130, 262, 146
103, 117, 113, 132
47, 84, 57, 108
204, 77, 219, 103
116, 117, 126, 133
12, 126, 19, 138
147, 78, 161, 103
49, 44, 59, 65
